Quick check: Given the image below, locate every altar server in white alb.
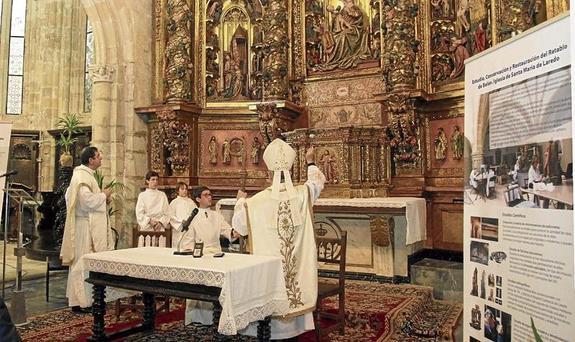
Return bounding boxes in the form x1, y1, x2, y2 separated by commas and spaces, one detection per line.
168, 182, 197, 247
61, 146, 114, 313
232, 138, 326, 339
135, 170, 170, 234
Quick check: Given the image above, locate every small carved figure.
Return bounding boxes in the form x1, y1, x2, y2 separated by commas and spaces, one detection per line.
449, 36, 470, 79
208, 136, 218, 165
451, 125, 464, 160
320, 150, 337, 183
434, 128, 447, 160
455, 0, 470, 36
222, 138, 231, 164
473, 22, 486, 54
251, 137, 262, 164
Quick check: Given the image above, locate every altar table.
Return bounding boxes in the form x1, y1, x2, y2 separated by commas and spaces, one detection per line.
81, 247, 289, 341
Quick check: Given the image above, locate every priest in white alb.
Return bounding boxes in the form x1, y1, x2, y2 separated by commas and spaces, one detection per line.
232, 138, 326, 339
60, 146, 114, 313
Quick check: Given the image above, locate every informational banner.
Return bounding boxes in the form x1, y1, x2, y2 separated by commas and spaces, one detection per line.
0, 122, 12, 220
464, 14, 574, 342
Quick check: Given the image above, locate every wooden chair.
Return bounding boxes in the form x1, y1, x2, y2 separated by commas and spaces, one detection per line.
314, 230, 347, 341
115, 225, 172, 318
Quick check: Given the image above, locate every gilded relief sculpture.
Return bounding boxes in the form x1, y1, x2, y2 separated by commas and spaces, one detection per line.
261, 0, 289, 99
434, 127, 447, 160
251, 137, 262, 164
430, 0, 491, 84
157, 110, 191, 174
205, 0, 264, 102
451, 125, 463, 160
164, 0, 193, 102
222, 138, 232, 164
381, 0, 418, 91
305, 0, 379, 73
320, 149, 338, 183
209, 136, 218, 165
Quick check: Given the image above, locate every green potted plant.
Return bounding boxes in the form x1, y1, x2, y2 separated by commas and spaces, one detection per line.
56, 113, 81, 167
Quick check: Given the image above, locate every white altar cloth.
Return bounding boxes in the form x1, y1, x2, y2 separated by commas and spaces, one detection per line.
82, 247, 289, 335
217, 196, 426, 245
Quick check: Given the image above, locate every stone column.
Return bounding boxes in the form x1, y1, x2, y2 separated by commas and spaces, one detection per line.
88, 64, 115, 176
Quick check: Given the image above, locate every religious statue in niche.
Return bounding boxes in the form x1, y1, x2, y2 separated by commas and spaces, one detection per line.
251, 137, 262, 164
434, 128, 447, 160
306, 0, 376, 73
451, 125, 463, 160
222, 138, 231, 164
320, 149, 337, 183
208, 136, 218, 165
222, 32, 248, 99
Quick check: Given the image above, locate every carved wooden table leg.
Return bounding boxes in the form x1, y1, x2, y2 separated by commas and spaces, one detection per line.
88, 284, 106, 342
142, 293, 156, 331
257, 316, 271, 342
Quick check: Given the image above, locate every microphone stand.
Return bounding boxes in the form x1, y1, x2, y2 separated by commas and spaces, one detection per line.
1, 174, 11, 300
174, 209, 198, 256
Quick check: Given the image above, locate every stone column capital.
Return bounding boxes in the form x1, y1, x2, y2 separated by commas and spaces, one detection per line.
88, 64, 116, 83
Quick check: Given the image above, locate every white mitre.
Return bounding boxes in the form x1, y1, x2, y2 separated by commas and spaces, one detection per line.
262, 138, 303, 226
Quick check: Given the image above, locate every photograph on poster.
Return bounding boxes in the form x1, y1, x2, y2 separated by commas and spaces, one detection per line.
470, 216, 481, 238
496, 275, 502, 287
496, 287, 502, 299
470, 338, 480, 342
488, 288, 494, 301
489, 251, 507, 264
465, 67, 573, 210
488, 273, 495, 287
470, 304, 482, 330
471, 267, 479, 296
470, 216, 499, 241
470, 241, 489, 265
484, 305, 512, 342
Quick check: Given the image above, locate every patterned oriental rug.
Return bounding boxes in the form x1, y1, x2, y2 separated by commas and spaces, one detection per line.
18, 280, 461, 342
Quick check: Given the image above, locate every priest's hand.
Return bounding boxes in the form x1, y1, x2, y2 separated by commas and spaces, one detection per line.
236, 189, 247, 199
231, 229, 242, 239
306, 146, 316, 164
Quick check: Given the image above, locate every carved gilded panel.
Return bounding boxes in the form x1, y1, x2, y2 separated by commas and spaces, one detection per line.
429, 0, 492, 88
204, 0, 264, 102
304, 0, 381, 76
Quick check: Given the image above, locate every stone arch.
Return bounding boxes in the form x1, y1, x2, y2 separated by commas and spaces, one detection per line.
80, 0, 153, 247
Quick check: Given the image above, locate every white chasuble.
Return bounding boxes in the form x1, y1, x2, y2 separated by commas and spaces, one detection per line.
239, 184, 318, 338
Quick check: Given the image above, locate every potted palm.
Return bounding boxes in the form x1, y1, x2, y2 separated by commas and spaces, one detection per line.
56, 113, 81, 167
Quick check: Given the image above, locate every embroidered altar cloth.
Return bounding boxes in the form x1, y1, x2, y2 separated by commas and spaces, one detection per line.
82, 247, 289, 335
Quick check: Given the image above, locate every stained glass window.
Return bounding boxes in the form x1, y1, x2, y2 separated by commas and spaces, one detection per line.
84, 19, 94, 112
6, 0, 27, 115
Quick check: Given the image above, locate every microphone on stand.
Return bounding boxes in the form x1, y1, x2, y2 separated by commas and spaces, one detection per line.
174, 208, 199, 255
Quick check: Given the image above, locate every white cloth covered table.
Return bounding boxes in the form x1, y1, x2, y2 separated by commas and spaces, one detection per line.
314, 197, 427, 245
81, 247, 289, 335
217, 196, 427, 245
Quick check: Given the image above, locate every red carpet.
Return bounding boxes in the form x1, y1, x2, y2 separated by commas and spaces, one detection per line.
18, 281, 461, 341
